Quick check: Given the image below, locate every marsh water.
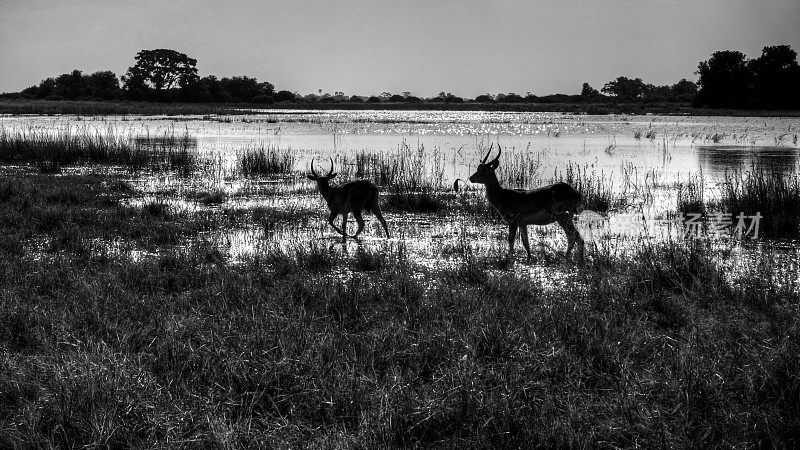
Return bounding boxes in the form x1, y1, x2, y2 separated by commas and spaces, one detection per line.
3, 110, 799, 278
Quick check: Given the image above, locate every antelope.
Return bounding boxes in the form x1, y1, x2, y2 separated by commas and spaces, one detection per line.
307, 157, 390, 239
466, 144, 585, 261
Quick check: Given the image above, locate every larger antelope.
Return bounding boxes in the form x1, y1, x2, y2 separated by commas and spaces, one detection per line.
466, 145, 585, 261
307, 157, 390, 239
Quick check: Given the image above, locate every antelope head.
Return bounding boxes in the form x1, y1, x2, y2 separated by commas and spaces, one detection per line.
468, 144, 501, 184
307, 157, 338, 183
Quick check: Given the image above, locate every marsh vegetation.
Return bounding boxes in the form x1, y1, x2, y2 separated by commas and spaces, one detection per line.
0, 112, 798, 447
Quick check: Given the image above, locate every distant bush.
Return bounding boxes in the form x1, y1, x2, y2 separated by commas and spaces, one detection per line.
251, 95, 274, 104
273, 90, 296, 102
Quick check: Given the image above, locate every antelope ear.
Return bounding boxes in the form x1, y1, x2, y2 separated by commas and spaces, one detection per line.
328, 173, 338, 179
307, 174, 316, 180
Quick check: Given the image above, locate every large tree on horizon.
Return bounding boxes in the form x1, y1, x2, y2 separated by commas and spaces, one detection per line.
601, 77, 646, 100
750, 45, 800, 109
122, 49, 199, 95
695, 50, 752, 108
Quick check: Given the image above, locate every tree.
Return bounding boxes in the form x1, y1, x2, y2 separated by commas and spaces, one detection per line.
86, 71, 122, 99
218, 76, 273, 102
34, 78, 57, 99
122, 49, 199, 95
750, 45, 800, 108
436, 92, 463, 103
274, 90, 296, 102
54, 70, 85, 99
502, 93, 524, 103
580, 83, 600, 98
191, 75, 230, 102
602, 77, 646, 100
670, 79, 697, 102
695, 50, 752, 108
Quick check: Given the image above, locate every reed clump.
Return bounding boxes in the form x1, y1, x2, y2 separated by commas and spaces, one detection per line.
553, 163, 613, 213
720, 166, 800, 238
368, 141, 448, 213
0, 126, 197, 173
237, 144, 296, 176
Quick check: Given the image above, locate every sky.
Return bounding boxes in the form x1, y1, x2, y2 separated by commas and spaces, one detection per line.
1, 0, 799, 97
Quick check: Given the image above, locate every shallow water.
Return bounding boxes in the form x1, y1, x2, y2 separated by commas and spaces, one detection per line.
3, 111, 798, 178
3, 110, 799, 278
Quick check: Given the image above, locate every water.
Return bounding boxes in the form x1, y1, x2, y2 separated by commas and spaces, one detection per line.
4, 111, 797, 179
3, 110, 799, 274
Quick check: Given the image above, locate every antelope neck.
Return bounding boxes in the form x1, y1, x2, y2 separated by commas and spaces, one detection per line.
482, 172, 503, 197
315, 180, 333, 200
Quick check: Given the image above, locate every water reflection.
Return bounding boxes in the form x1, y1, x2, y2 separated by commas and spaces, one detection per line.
697, 146, 799, 177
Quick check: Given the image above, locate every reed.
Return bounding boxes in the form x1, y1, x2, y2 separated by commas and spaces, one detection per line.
237, 144, 296, 176
0, 126, 197, 173
720, 166, 800, 237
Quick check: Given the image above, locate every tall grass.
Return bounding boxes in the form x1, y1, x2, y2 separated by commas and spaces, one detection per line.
355, 141, 448, 212
237, 144, 296, 176
720, 166, 800, 237
497, 147, 543, 189
353, 151, 400, 186
0, 126, 197, 173
553, 163, 613, 212
676, 172, 706, 215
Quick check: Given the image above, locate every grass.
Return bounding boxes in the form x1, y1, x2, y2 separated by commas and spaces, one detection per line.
0, 173, 219, 250
553, 163, 613, 213
0, 99, 267, 116
676, 172, 707, 215
1, 180, 798, 446
237, 144, 296, 176
497, 147, 543, 189
720, 166, 800, 238
189, 189, 227, 205
0, 126, 197, 173
1, 139, 799, 446
353, 141, 449, 213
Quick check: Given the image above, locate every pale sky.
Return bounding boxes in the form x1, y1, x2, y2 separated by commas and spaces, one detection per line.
1, 0, 799, 97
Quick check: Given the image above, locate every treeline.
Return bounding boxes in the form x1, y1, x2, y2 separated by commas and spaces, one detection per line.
695, 45, 800, 109
4, 45, 799, 110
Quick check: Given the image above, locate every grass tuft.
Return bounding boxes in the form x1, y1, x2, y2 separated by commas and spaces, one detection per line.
237, 144, 296, 176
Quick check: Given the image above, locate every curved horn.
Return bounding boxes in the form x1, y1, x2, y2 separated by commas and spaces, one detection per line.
327, 156, 335, 176
481, 143, 494, 164
489, 144, 502, 165
310, 157, 318, 177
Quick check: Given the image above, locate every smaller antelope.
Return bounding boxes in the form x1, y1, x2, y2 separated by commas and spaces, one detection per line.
467, 144, 585, 261
307, 157, 390, 239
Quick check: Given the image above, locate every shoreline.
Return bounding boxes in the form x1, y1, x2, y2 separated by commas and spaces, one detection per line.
2, 98, 800, 117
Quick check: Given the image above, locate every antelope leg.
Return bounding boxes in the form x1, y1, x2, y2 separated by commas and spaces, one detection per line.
507, 222, 517, 256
